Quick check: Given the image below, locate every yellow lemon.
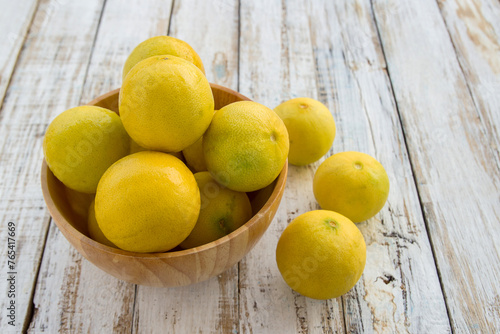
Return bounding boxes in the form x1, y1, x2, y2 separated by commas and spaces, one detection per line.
119, 55, 214, 152
122, 36, 205, 80
203, 101, 289, 192
276, 210, 366, 300
182, 135, 207, 172
43, 106, 130, 193
274, 97, 336, 166
95, 151, 200, 253
180, 172, 252, 249
129, 137, 184, 161
87, 201, 116, 248
313, 151, 390, 223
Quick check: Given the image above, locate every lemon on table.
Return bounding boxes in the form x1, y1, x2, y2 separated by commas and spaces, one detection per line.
313, 151, 390, 223
119, 55, 214, 152
87, 200, 115, 248
276, 210, 366, 300
43, 106, 130, 193
182, 135, 207, 172
122, 36, 205, 80
94, 151, 200, 253
274, 97, 336, 166
203, 101, 289, 192
180, 172, 252, 249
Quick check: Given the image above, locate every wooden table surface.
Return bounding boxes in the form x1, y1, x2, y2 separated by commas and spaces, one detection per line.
1, 0, 499, 333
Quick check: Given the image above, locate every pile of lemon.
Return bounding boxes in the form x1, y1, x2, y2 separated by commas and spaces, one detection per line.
43, 36, 389, 300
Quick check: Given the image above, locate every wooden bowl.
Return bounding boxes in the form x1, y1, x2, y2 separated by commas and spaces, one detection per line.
41, 84, 288, 287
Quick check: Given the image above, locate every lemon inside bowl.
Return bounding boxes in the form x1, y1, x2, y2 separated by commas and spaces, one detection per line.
41, 84, 288, 287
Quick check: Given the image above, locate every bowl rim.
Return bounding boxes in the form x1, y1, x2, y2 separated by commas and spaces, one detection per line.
41, 84, 288, 260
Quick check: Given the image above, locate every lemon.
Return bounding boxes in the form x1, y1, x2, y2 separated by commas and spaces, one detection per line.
122, 36, 205, 80
65, 186, 94, 220
129, 137, 184, 161
87, 201, 115, 247
119, 55, 214, 152
94, 151, 200, 253
274, 97, 336, 166
43, 106, 130, 193
182, 135, 207, 172
313, 151, 390, 223
203, 101, 289, 192
180, 172, 252, 249
276, 210, 366, 300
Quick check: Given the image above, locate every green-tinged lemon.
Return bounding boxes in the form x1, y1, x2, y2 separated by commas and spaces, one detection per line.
203, 101, 289, 192
180, 172, 252, 249
43, 106, 129, 193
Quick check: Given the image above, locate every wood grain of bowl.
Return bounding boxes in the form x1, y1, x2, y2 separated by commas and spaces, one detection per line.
41, 84, 288, 287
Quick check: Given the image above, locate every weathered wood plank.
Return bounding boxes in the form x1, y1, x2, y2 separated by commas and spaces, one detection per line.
308, 1, 451, 332
372, 0, 500, 331
28, 224, 135, 333
27, 0, 173, 332
167, 0, 240, 91
437, 0, 500, 170
239, 0, 451, 332
131, 0, 240, 332
0, 0, 39, 110
0, 0, 105, 332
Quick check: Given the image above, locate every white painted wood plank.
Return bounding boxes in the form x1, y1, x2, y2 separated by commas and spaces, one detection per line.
238, 1, 346, 333
132, 1, 240, 332
437, 0, 500, 169
29, 224, 135, 333
239, 0, 451, 332
308, 1, 451, 332
372, 0, 500, 331
169, 0, 239, 90
0, 0, 39, 110
0, 0, 105, 332
28, 0, 173, 332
